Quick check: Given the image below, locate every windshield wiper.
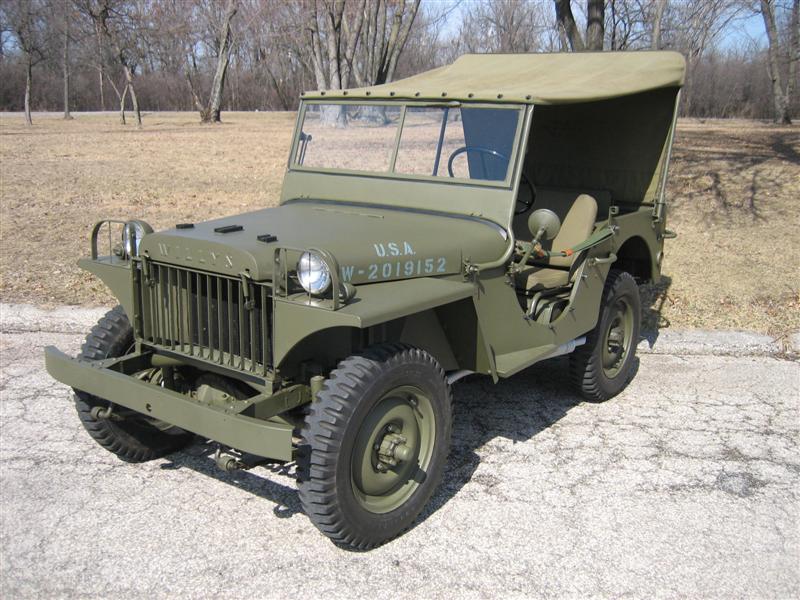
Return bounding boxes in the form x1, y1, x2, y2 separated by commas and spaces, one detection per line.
298, 132, 313, 165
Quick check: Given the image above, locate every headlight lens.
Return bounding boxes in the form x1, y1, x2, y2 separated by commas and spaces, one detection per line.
297, 251, 331, 295
122, 221, 147, 258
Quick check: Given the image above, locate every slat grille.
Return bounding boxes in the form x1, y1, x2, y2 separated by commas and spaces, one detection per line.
139, 263, 271, 375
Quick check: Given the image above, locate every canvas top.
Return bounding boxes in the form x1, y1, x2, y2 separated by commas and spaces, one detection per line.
303, 51, 686, 105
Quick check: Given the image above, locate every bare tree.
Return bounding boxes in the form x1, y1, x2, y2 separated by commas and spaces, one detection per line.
93, 16, 105, 109
6, 0, 48, 125
305, 0, 364, 92
353, 0, 420, 86
651, 0, 667, 49
0, 0, 794, 121
760, 0, 798, 123
294, 0, 365, 125
553, 0, 604, 51
457, 0, 545, 54
184, 0, 239, 123
200, 0, 311, 112
77, 0, 144, 126
61, 1, 72, 119
586, 0, 604, 50
554, 0, 585, 50
606, 0, 653, 51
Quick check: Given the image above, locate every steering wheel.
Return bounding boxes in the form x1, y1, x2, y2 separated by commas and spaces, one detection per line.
447, 146, 508, 178
515, 172, 537, 215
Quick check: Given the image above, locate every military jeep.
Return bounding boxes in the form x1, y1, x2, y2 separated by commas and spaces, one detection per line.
45, 52, 685, 549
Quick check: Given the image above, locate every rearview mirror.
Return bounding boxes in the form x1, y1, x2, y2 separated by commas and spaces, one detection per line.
528, 209, 561, 242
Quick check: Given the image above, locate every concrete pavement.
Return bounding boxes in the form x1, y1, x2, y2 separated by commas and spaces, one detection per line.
0, 310, 798, 598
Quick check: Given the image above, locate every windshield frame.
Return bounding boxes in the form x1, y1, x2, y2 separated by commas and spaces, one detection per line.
287, 99, 526, 189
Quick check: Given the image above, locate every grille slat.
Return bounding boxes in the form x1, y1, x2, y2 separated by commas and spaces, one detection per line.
227, 279, 234, 368
176, 269, 184, 351
168, 267, 176, 350
187, 271, 194, 356
216, 277, 224, 365
159, 265, 168, 346
206, 274, 213, 359
238, 283, 246, 370
249, 291, 257, 371
139, 264, 272, 374
261, 285, 269, 375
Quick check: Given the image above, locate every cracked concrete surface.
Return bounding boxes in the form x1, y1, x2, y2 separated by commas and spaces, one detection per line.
1, 329, 798, 598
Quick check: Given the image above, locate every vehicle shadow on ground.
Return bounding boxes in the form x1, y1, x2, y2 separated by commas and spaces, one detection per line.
418, 356, 583, 520
639, 276, 673, 348
157, 356, 587, 548
159, 443, 303, 518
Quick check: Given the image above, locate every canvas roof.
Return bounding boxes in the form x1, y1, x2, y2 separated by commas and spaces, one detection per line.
303, 51, 686, 105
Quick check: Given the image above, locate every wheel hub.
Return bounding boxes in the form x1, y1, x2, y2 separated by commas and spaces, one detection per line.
375, 425, 413, 471
602, 298, 634, 378
351, 385, 436, 513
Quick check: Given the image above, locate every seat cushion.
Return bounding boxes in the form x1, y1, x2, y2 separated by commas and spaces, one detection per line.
515, 266, 570, 292
544, 193, 598, 268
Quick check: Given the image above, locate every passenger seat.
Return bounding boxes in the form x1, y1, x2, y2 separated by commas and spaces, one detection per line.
516, 193, 598, 292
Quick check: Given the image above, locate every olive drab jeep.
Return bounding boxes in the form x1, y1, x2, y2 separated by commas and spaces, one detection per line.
45, 51, 686, 549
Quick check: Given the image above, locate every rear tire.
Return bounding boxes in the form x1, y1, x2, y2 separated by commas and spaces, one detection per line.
74, 306, 193, 462
298, 343, 452, 549
570, 270, 641, 401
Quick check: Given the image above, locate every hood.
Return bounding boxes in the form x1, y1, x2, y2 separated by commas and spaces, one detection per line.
140, 201, 508, 284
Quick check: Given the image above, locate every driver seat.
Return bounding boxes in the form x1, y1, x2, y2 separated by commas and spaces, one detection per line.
516, 193, 598, 292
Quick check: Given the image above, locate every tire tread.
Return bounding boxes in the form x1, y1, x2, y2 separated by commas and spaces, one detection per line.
74, 306, 191, 463
298, 343, 452, 550
569, 270, 641, 402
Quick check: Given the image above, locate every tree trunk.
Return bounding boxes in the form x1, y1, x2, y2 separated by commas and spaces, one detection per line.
378, 0, 419, 85
24, 55, 32, 126
185, 71, 206, 113
760, 0, 791, 124
63, 8, 71, 120
95, 22, 105, 111
319, 103, 347, 127
119, 83, 128, 125
123, 66, 142, 127
554, 0, 585, 51
586, 0, 604, 51
651, 0, 667, 50
203, 0, 238, 123
787, 0, 799, 115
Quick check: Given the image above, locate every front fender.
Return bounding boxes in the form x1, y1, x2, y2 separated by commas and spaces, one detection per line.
78, 257, 135, 320
272, 277, 476, 366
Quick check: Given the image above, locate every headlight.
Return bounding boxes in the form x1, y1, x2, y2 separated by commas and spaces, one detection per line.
121, 220, 151, 258
297, 251, 331, 295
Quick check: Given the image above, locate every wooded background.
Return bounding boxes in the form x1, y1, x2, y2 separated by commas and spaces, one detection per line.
1, 0, 798, 125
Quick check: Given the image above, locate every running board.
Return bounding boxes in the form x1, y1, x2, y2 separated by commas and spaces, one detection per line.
494, 336, 587, 378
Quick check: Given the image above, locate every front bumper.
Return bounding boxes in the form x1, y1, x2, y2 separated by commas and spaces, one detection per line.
44, 347, 294, 461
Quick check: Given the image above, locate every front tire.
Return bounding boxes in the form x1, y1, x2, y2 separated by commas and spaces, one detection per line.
570, 270, 641, 401
298, 343, 452, 550
74, 306, 193, 462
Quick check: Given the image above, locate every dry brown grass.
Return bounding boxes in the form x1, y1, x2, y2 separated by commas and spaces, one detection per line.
1, 112, 798, 335
643, 119, 800, 336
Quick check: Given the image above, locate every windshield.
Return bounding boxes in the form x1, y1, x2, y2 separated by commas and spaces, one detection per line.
294, 103, 521, 183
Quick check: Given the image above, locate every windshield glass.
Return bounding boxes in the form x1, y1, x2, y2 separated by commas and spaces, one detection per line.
295, 104, 402, 172
294, 103, 521, 183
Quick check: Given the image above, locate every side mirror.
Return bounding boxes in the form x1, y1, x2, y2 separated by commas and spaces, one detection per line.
527, 209, 561, 243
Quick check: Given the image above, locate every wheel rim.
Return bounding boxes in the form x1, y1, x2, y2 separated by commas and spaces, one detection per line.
601, 298, 634, 379
351, 385, 436, 514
